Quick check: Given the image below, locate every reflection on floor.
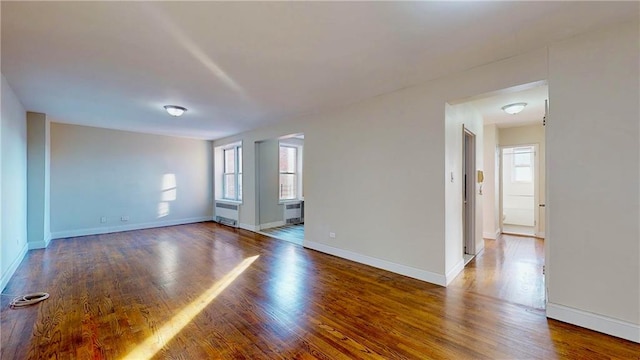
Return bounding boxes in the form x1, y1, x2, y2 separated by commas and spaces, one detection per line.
259, 224, 304, 245
503, 224, 535, 236
451, 234, 545, 309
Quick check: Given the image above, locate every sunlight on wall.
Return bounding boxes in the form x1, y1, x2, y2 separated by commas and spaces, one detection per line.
158, 173, 177, 218
144, 3, 247, 98
121, 255, 260, 360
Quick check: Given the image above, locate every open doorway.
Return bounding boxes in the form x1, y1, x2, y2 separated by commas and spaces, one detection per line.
500, 145, 538, 237
255, 133, 305, 245
451, 81, 547, 310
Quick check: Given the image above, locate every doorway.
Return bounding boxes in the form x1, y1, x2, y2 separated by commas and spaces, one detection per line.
463, 126, 476, 262
455, 81, 548, 309
255, 133, 305, 245
500, 145, 538, 237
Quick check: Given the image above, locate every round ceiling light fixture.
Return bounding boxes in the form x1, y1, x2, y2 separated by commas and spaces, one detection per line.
164, 105, 187, 117
501, 102, 527, 115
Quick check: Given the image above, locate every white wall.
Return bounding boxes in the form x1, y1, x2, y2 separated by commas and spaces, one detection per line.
482, 124, 499, 239
546, 21, 639, 341
27, 112, 51, 249
1, 74, 28, 291
50, 123, 213, 238
257, 139, 284, 227
444, 102, 484, 279
499, 124, 546, 235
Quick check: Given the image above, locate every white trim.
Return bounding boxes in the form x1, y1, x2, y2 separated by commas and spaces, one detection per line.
28, 233, 52, 249
445, 258, 465, 286
535, 231, 545, 239
304, 240, 446, 286
238, 223, 259, 232
1, 242, 28, 292
259, 221, 286, 230
51, 217, 211, 239
547, 302, 640, 343
214, 199, 242, 205
483, 230, 500, 240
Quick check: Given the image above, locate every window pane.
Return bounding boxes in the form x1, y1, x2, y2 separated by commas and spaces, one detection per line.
279, 146, 296, 173
514, 167, 532, 182
224, 174, 236, 199
238, 147, 242, 173
224, 148, 235, 173
279, 174, 297, 200
513, 147, 532, 166
238, 173, 242, 200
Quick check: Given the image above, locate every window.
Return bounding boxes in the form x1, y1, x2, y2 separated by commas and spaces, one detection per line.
223, 145, 242, 200
279, 145, 297, 201
512, 147, 533, 183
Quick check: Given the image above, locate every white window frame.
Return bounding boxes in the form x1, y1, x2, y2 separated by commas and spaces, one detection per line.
279, 144, 298, 201
222, 144, 242, 201
512, 146, 533, 183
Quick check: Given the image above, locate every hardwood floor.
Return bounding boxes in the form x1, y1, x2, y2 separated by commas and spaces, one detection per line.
452, 234, 546, 310
259, 224, 304, 245
1, 222, 638, 359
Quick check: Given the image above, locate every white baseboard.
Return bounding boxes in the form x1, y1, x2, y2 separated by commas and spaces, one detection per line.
445, 258, 465, 286
536, 231, 545, 239
304, 240, 446, 286
51, 217, 212, 239
1, 242, 28, 292
483, 229, 501, 239
259, 221, 285, 230
547, 302, 640, 343
28, 233, 52, 250
239, 223, 259, 232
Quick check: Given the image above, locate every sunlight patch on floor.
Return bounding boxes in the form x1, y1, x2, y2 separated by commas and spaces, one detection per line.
120, 255, 260, 360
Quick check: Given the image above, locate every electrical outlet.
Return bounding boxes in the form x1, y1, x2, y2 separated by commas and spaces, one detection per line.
329, 232, 336, 239
121, 216, 129, 222
100, 217, 107, 223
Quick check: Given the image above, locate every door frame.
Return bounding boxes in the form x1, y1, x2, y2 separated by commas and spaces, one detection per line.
462, 126, 476, 256
498, 143, 540, 236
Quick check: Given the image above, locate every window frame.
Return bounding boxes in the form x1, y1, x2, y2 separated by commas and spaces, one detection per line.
279, 144, 299, 202
511, 147, 533, 183
222, 144, 242, 201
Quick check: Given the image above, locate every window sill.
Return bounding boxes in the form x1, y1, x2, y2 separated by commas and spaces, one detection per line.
215, 199, 243, 205
279, 199, 303, 205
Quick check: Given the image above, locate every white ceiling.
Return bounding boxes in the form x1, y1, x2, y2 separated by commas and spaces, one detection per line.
469, 84, 549, 128
2, 2, 636, 139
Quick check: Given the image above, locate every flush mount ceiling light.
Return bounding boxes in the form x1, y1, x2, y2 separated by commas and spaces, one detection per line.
164, 105, 187, 117
501, 102, 527, 115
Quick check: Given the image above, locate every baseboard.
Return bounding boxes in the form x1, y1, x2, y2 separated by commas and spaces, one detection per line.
51, 217, 211, 239
239, 223, 259, 232
445, 258, 465, 286
483, 229, 502, 239
28, 233, 52, 250
259, 221, 285, 230
1, 242, 28, 292
304, 240, 446, 286
547, 302, 640, 343
535, 231, 545, 239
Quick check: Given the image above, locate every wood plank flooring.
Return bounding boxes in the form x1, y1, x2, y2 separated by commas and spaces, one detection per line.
259, 224, 304, 245
1, 222, 638, 359
453, 234, 546, 310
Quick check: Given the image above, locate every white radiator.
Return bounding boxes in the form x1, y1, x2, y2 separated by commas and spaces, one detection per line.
283, 201, 303, 225
215, 201, 240, 227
